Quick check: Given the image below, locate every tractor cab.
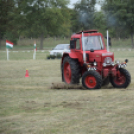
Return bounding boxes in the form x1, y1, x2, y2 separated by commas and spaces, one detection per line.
70, 30, 105, 51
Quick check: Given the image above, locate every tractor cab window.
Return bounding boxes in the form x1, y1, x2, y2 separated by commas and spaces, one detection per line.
83, 36, 104, 51
76, 39, 80, 50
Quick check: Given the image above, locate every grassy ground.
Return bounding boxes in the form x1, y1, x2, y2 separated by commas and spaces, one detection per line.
0, 50, 134, 134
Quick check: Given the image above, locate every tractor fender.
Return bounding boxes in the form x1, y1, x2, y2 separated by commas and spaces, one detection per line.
61, 52, 78, 64
69, 52, 78, 59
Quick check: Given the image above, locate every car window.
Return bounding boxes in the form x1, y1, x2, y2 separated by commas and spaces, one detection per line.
64, 45, 70, 50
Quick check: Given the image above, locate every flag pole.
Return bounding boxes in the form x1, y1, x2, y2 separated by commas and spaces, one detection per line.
6, 40, 13, 60
6, 48, 9, 60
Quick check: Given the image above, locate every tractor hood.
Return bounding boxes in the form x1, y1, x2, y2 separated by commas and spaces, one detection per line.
87, 50, 114, 63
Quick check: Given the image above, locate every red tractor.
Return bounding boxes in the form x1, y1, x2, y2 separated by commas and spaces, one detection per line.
61, 30, 131, 89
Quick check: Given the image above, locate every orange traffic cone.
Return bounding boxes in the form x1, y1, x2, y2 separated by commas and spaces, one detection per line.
25, 69, 29, 77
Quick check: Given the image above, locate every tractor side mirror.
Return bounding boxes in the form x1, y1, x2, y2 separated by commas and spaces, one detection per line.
70, 40, 76, 49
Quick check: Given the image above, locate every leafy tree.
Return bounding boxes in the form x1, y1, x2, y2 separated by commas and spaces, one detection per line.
22, 0, 70, 49
0, 0, 26, 47
93, 11, 106, 35
57, 8, 71, 37
102, 0, 134, 47
0, 0, 70, 49
0, 0, 16, 47
73, 0, 96, 31
70, 8, 81, 33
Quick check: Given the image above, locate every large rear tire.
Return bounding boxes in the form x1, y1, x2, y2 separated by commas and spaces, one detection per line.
110, 68, 131, 88
63, 56, 80, 84
82, 71, 102, 89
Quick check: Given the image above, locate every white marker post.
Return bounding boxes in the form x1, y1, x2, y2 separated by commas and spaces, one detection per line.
6, 40, 13, 60
82, 32, 86, 63
33, 41, 36, 60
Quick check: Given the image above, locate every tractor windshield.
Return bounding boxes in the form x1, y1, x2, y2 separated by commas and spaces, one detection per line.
83, 36, 104, 51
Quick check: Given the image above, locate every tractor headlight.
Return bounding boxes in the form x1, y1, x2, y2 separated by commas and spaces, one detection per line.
93, 61, 97, 66
104, 57, 112, 64
103, 63, 107, 67
103, 57, 113, 67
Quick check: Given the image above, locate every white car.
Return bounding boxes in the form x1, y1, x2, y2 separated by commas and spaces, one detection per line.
49, 44, 70, 56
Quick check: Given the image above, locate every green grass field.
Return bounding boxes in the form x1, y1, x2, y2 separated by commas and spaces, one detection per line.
0, 47, 134, 133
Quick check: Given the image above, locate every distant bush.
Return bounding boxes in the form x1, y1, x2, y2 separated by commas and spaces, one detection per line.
56, 53, 62, 59
46, 53, 62, 59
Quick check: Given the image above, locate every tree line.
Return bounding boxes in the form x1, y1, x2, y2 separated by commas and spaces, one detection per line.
0, 0, 134, 49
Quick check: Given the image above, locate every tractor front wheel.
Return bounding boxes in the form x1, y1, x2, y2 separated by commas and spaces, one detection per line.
82, 71, 102, 89
110, 68, 131, 88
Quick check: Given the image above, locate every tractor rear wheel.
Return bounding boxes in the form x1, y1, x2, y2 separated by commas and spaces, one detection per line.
110, 68, 131, 88
82, 71, 102, 89
63, 56, 80, 84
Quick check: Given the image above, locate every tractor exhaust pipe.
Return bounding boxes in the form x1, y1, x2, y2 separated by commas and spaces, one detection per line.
107, 30, 109, 52
82, 32, 86, 63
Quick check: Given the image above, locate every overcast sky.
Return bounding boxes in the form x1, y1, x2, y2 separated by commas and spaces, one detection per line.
69, 0, 80, 8
68, 0, 101, 11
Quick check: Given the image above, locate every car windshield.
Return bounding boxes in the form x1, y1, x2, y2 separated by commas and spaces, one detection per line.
83, 36, 104, 50
54, 44, 69, 50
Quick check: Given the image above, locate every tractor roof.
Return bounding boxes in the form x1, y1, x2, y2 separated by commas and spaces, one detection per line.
71, 30, 99, 39
76, 30, 98, 34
